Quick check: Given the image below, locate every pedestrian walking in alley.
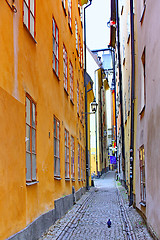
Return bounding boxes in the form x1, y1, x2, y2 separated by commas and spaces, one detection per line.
40, 171, 153, 240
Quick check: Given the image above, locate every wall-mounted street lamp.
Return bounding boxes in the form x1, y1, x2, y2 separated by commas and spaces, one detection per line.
90, 98, 98, 114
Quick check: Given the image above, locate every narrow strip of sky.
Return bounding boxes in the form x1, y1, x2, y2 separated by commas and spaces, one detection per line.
86, 0, 110, 51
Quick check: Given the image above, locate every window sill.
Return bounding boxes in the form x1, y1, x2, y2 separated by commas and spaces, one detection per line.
71, 178, 75, 182
140, 4, 146, 24
65, 178, 70, 181
53, 69, 60, 81
139, 201, 146, 207
54, 176, 62, 180
23, 24, 37, 44
26, 181, 39, 186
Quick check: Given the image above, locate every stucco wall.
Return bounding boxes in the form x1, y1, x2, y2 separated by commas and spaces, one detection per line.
136, 0, 160, 238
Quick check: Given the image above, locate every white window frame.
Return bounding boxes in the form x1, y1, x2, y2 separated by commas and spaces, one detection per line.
54, 117, 60, 177
65, 129, 70, 179
23, 0, 35, 38
26, 94, 37, 182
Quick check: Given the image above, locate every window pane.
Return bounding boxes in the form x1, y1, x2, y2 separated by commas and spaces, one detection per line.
58, 158, 60, 175
54, 157, 57, 175
54, 138, 56, 155
32, 129, 36, 152
32, 153, 36, 180
26, 152, 31, 181
26, 125, 30, 151
30, 13, 35, 37
32, 103, 36, 127
30, 0, 35, 15
54, 119, 56, 137
57, 122, 59, 138
56, 27, 58, 42
57, 140, 60, 157
53, 38, 55, 53
26, 97, 30, 124
53, 54, 55, 71
56, 60, 59, 76
56, 43, 58, 58
25, 0, 29, 5
53, 19, 55, 36
24, 3, 28, 28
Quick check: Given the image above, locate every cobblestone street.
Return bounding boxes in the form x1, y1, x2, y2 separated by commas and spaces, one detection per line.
39, 171, 153, 240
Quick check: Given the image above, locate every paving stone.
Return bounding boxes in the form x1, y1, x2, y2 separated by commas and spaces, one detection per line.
39, 171, 153, 240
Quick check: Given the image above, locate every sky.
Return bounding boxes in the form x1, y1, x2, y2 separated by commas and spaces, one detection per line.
85, 0, 111, 51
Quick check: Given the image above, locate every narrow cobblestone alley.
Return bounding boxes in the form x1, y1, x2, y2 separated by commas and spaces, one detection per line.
39, 171, 153, 240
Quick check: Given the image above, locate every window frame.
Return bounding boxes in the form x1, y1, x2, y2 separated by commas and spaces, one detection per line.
23, 0, 36, 39
25, 93, 37, 183
52, 17, 59, 77
65, 129, 70, 179
71, 136, 75, 179
69, 61, 74, 102
75, 19, 78, 51
139, 145, 146, 205
140, 48, 146, 114
54, 116, 60, 177
68, 0, 72, 30
63, 44, 68, 92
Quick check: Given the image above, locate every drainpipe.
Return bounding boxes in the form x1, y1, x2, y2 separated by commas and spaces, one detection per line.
115, 0, 126, 183
129, 0, 135, 206
84, 0, 92, 190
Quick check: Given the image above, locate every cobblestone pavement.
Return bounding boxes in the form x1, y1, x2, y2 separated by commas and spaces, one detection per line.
39, 171, 153, 240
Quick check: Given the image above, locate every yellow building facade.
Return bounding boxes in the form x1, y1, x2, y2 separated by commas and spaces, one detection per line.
0, 0, 86, 239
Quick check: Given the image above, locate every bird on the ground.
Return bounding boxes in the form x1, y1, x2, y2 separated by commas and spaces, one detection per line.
107, 219, 111, 228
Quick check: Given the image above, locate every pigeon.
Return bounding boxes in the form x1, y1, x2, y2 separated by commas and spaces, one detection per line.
107, 219, 111, 228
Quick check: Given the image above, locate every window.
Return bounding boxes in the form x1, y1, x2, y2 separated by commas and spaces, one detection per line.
23, 0, 35, 38
68, 0, 72, 29
139, 145, 146, 205
75, 20, 78, 51
63, 45, 68, 91
65, 129, 70, 178
78, 143, 80, 179
26, 94, 37, 182
69, 61, 74, 102
53, 18, 59, 77
140, 48, 146, 113
77, 81, 79, 114
71, 136, 75, 179
54, 117, 60, 177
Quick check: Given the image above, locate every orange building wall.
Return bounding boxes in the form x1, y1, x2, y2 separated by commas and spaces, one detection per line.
0, 0, 85, 239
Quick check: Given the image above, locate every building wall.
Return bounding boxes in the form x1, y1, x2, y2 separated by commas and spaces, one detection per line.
136, 0, 160, 238
0, 1, 85, 239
